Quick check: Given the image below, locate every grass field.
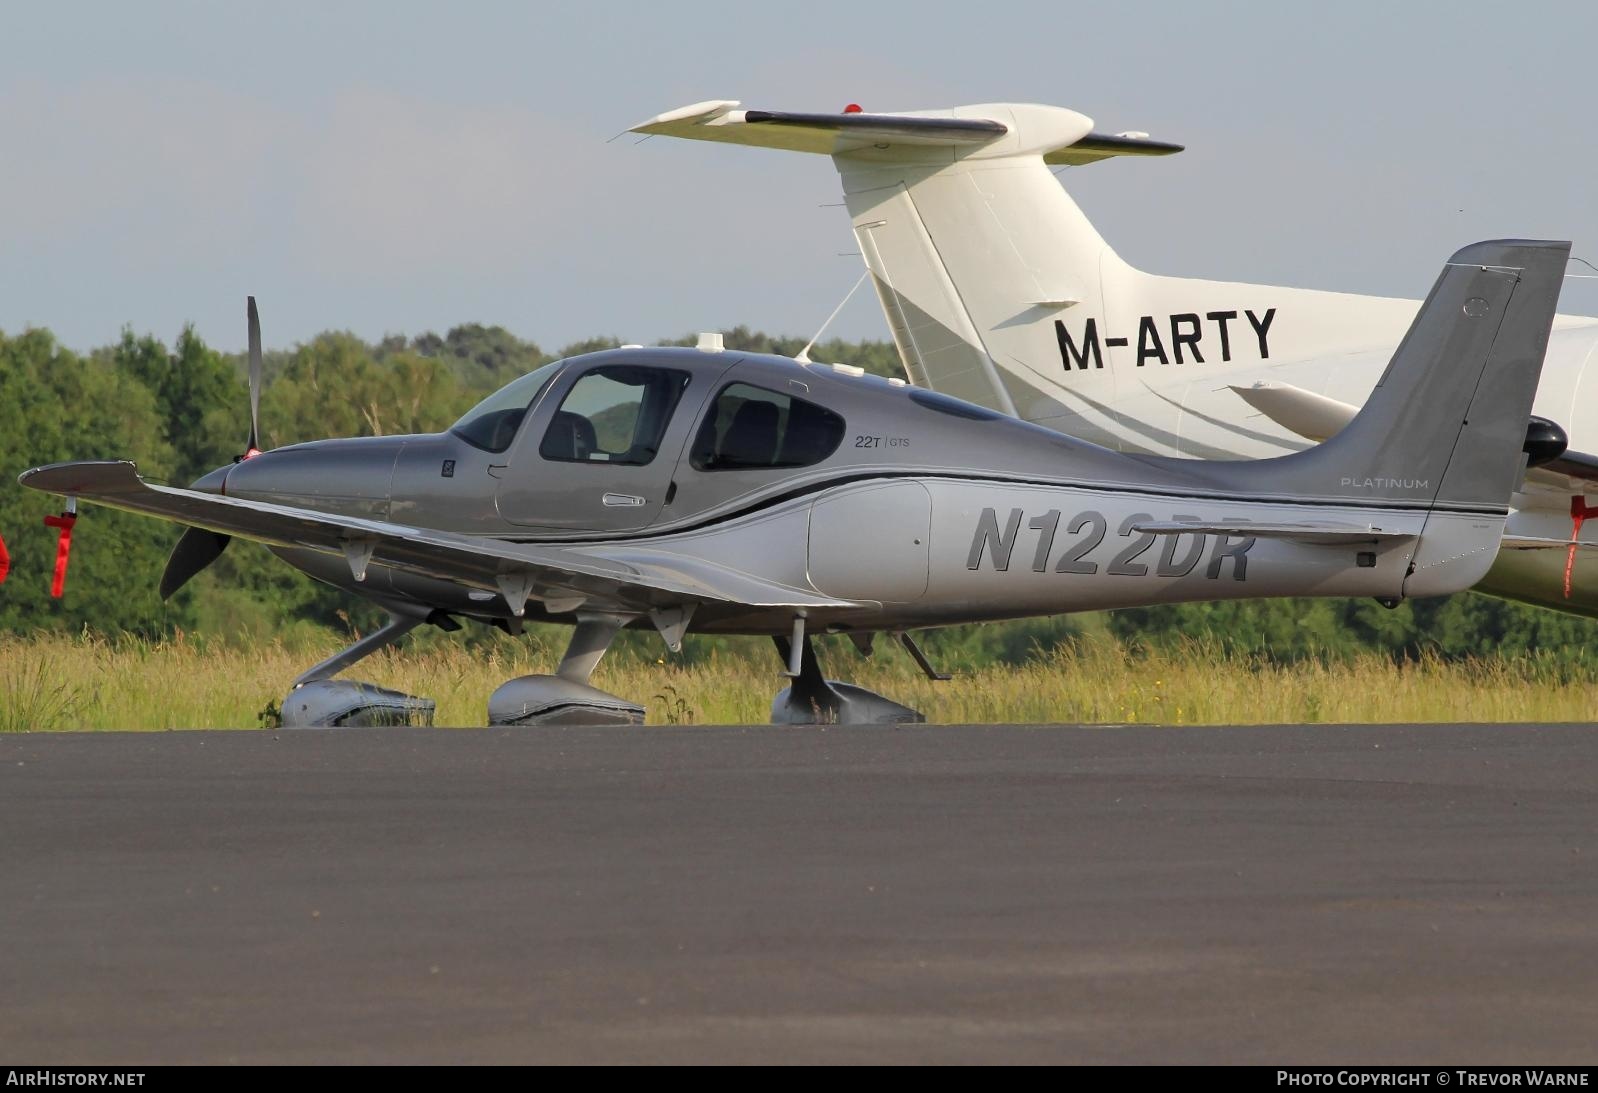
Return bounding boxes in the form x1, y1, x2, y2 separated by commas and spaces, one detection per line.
2, 628, 1596, 730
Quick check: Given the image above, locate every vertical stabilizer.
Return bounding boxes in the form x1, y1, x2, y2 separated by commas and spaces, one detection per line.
1181, 239, 1569, 597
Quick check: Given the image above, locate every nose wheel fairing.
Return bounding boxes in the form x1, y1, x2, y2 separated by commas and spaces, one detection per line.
279, 611, 439, 728
280, 682, 435, 727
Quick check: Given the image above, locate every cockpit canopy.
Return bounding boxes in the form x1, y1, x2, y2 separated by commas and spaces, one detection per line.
445, 344, 1095, 537
449, 353, 848, 474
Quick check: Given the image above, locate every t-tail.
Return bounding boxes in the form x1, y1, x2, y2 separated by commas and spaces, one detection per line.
631, 100, 1420, 436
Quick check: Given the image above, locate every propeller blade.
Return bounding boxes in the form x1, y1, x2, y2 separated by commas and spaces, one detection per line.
160, 527, 231, 600
246, 296, 262, 456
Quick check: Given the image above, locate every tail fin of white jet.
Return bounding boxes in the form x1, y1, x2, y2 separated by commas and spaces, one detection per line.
632, 100, 1419, 436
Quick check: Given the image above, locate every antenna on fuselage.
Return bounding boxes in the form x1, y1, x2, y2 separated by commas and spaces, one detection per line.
794, 271, 869, 364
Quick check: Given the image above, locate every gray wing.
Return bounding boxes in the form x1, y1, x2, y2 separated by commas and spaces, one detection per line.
20, 461, 859, 614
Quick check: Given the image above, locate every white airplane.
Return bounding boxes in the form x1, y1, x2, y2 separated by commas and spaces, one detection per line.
634, 100, 1598, 617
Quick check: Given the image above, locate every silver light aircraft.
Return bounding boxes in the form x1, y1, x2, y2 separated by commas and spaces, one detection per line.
20, 239, 1569, 725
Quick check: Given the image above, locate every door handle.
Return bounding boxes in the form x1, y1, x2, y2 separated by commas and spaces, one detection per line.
602, 493, 646, 508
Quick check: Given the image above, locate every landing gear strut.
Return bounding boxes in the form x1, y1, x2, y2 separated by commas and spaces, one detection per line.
279, 609, 440, 727
488, 612, 645, 726
770, 625, 924, 725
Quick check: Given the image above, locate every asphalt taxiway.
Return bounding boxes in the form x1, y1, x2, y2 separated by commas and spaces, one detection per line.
1, 723, 1595, 1064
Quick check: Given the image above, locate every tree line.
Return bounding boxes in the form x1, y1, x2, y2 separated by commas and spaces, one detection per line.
0, 320, 1593, 667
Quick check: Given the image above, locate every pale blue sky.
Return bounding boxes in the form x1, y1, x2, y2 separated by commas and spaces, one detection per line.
3, 0, 1596, 353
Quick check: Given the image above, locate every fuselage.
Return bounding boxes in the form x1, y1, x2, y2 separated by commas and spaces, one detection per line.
214, 347, 1472, 635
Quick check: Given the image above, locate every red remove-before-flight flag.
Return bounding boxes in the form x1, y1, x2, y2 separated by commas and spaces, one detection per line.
42, 511, 75, 597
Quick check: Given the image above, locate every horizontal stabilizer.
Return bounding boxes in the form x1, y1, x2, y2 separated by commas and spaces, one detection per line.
1133, 520, 1416, 545
630, 100, 1180, 162
1042, 131, 1184, 166
1500, 535, 1598, 551
631, 101, 1005, 154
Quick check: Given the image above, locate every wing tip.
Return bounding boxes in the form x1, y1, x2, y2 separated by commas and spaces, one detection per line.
629, 99, 741, 134
18, 459, 142, 494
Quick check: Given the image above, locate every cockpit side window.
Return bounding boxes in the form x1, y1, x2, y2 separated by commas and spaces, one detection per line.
690, 382, 846, 472
450, 360, 564, 453
539, 364, 691, 466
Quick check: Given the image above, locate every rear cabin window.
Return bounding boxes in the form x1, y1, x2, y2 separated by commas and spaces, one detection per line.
690, 383, 846, 471
539, 365, 690, 466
